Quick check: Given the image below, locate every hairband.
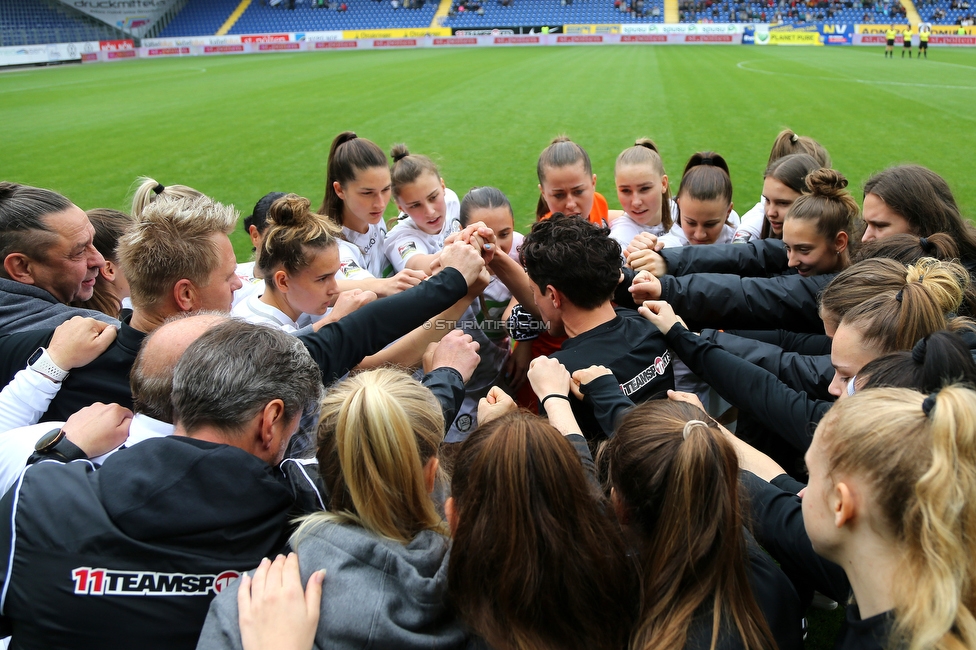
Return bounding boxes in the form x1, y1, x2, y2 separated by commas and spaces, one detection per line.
682, 420, 709, 440
152, 183, 165, 195
922, 391, 939, 417
895, 289, 904, 303
699, 157, 714, 166
911, 337, 928, 364
790, 133, 799, 143
919, 236, 934, 253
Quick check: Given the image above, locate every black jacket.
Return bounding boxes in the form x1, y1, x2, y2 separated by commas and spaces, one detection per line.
550, 308, 674, 440
699, 329, 833, 399
0, 268, 470, 422
659, 239, 790, 277
0, 437, 323, 650
665, 324, 832, 453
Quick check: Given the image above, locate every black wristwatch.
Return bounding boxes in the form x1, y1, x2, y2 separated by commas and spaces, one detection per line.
28, 428, 87, 464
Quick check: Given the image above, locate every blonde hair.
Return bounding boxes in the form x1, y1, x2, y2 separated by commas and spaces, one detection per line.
816, 385, 976, 650
841, 257, 970, 353
256, 194, 340, 290
297, 368, 447, 544
118, 196, 237, 312
131, 176, 205, 218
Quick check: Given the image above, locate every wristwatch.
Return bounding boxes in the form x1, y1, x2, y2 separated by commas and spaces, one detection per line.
29, 427, 87, 463
27, 347, 69, 383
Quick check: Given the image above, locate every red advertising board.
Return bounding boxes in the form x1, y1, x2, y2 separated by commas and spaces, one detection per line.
494, 36, 540, 44
373, 39, 417, 47
204, 45, 245, 53
99, 40, 134, 51
622, 34, 667, 42
433, 37, 477, 45
258, 43, 301, 50
556, 35, 604, 43
315, 41, 357, 49
241, 34, 290, 43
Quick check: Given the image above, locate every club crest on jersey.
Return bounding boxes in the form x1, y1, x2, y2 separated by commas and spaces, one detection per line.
71, 567, 241, 596
397, 242, 418, 259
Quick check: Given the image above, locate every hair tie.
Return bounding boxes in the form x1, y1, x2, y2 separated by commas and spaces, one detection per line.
699, 157, 714, 166
895, 289, 904, 303
152, 183, 165, 195
919, 236, 934, 253
911, 337, 928, 364
682, 420, 709, 440
790, 133, 799, 144
922, 391, 939, 417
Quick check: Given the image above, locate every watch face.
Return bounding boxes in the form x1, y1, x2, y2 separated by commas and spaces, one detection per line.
35, 428, 65, 453
28, 348, 44, 366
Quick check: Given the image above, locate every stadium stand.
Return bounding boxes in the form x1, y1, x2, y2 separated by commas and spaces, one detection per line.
157, 0, 243, 38
678, 0, 905, 23
0, 0, 129, 47
443, 0, 665, 26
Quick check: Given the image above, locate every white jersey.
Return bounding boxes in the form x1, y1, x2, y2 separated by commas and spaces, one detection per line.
231, 293, 300, 333
660, 209, 741, 248
609, 201, 676, 250
233, 260, 264, 307
734, 199, 766, 242
384, 188, 461, 273
339, 221, 390, 279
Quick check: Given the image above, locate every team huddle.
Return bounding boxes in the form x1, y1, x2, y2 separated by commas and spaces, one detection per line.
0, 126, 975, 650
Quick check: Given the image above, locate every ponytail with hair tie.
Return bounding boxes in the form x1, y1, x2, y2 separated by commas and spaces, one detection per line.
911, 336, 928, 364
681, 420, 709, 440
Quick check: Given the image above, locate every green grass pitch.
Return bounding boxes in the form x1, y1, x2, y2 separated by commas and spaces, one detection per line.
7, 41, 965, 644
2, 44, 975, 260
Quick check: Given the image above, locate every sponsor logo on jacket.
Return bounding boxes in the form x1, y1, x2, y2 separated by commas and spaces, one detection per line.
71, 567, 240, 596
620, 351, 672, 396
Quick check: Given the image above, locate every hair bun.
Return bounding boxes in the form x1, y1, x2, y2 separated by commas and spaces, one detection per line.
0, 182, 17, 202
805, 168, 849, 198
267, 194, 311, 227
634, 138, 659, 153
550, 135, 573, 145
390, 143, 410, 163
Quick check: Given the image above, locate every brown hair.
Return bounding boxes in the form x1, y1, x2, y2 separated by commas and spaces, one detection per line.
863, 165, 976, 261
448, 411, 637, 650
760, 153, 821, 239
766, 129, 831, 167
389, 143, 440, 198
819, 258, 911, 330
785, 168, 860, 253
320, 131, 389, 227
616, 138, 673, 231
535, 136, 593, 219
255, 194, 340, 291
607, 400, 776, 650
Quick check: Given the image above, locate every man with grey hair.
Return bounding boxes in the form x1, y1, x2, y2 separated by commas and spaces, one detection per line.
0, 182, 115, 333
0, 320, 326, 650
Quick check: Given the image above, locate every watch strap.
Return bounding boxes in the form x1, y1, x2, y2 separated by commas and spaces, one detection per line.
29, 430, 87, 464
28, 348, 69, 382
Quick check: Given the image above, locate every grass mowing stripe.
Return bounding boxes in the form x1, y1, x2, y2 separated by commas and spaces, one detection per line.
2, 45, 974, 258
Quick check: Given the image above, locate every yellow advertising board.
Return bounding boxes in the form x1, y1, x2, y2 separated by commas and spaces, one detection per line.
342, 27, 451, 39
564, 24, 622, 34
768, 31, 823, 44
855, 24, 975, 34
